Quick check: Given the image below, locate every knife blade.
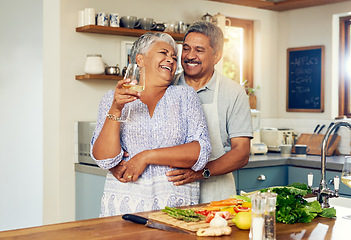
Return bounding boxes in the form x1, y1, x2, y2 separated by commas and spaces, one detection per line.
122, 214, 191, 234
327, 126, 340, 154
310, 124, 320, 140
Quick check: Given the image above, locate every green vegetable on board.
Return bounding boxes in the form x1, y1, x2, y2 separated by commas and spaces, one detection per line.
242, 183, 336, 224
162, 206, 204, 222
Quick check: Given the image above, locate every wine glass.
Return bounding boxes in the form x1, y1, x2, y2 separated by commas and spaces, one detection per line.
118, 63, 145, 122
123, 63, 145, 92
341, 156, 351, 219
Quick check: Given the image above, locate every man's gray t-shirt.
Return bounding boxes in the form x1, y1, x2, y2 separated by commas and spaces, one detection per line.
175, 71, 253, 152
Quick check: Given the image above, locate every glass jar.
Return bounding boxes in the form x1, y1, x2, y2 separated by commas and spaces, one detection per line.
84, 54, 105, 74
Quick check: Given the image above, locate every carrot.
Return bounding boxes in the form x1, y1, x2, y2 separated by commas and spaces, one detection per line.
208, 198, 240, 207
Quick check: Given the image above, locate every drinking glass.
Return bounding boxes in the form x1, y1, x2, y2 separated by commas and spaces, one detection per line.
118, 63, 145, 122
341, 156, 351, 219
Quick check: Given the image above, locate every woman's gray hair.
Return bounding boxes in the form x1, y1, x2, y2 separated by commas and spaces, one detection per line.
184, 21, 224, 54
129, 32, 178, 64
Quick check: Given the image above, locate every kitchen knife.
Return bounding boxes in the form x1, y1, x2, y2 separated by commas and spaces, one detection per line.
327, 126, 340, 154
326, 122, 334, 132
122, 214, 191, 234
310, 124, 320, 140
318, 123, 334, 148
317, 124, 325, 134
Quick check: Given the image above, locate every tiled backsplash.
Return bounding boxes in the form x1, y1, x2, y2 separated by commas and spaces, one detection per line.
261, 118, 351, 155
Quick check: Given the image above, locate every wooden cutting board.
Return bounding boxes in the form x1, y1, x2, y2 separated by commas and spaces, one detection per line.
148, 209, 235, 232
291, 133, 340, 156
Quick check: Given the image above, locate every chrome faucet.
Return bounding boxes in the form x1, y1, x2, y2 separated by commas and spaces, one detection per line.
307, 121, 351, 208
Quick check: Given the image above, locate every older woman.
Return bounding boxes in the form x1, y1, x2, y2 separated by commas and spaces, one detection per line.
91, 32, 211, 217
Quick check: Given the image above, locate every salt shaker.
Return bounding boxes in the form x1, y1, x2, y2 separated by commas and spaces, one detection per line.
263, 191, 277, 240
84, 54, 105, 74
249, 192, 265, 240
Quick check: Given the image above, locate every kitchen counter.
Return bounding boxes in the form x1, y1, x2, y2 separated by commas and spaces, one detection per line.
75, 153, 347, 176
1, 198, 350, 239
247, 153, 346, 171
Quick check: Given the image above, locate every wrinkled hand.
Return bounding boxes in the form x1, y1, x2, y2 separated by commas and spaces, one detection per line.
112, 78, 140, 112
166, 168, 203, 185
110, 151, 149, 183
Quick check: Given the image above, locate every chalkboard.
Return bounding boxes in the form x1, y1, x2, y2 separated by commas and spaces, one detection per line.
286, 45, 324, 112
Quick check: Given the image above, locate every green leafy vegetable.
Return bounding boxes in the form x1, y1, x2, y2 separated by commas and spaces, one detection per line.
319, 207, 336, 218
242, 183, 336, 224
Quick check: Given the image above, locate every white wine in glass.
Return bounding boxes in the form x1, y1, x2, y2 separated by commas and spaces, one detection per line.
117, 63, 145, 122
123, 63, 145, 92
341, 156, 351, 219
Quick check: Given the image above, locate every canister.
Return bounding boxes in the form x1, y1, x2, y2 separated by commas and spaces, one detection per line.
84, 54, 105, 74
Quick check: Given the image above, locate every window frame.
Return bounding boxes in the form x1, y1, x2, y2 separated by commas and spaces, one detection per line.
339, 15, 351, 117
226, 17, 254, 89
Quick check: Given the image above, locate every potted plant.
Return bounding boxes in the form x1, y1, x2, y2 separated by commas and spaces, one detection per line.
242, 80, 259, 109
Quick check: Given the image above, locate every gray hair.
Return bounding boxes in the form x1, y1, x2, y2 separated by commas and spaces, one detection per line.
129, 32, 178, 64
184, 21, 224, 54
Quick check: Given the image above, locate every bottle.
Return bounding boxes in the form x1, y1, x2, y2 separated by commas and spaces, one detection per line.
249, 192, 265, 240
263, 191, 277, 240
84, 54, 105, 74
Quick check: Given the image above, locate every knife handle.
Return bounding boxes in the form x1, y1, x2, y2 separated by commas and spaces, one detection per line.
313, 124, 320, 133
333, 126, 340, 134
122, 214, 148, 225
317, 124, 325, 134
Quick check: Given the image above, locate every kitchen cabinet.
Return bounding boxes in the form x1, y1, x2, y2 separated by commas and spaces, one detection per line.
288, 166, 351, 198
75, 171, 105, 220
235, 166, 288, 194
75, 25, 185, 81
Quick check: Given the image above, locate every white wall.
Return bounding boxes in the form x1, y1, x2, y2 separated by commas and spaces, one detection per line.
275, 3, 351, 120
1, 0, 350, 231
262, 2, 351, 155
0, 0, 43, 231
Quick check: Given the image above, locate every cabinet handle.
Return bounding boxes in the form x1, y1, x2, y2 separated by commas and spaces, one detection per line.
257, 175, 266, 181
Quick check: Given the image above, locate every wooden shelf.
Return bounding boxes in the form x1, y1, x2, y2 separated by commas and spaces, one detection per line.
75, 74, 123, 81
76, 25, 185, 41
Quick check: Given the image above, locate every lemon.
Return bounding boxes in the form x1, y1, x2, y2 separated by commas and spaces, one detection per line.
232, 211, 251, 230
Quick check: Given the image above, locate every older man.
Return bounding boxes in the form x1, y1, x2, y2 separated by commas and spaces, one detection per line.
167, 21, 253, 203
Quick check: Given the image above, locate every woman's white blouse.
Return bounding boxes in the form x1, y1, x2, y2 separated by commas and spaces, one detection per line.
90, 85, 211, 216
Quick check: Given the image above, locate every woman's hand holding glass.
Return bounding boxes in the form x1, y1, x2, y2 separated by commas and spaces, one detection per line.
110, 63, 145, 122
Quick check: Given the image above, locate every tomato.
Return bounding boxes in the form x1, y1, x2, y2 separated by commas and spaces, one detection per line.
205, 212, 216, 223
195, 210, 211, 216
205, 211, 231, 223
216, 211, 231, 220
234, 206, 251, 213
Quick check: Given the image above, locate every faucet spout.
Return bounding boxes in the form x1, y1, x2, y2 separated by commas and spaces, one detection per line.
319, 121, 351, 208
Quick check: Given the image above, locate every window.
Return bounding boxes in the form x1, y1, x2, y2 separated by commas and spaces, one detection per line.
222, 17, 254, 88
339, 15, 351, 117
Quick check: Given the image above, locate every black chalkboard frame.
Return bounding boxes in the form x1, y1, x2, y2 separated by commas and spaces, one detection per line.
286, 45, 325, 113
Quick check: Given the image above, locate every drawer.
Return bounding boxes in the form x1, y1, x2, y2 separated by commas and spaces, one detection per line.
237, 166, 288, 192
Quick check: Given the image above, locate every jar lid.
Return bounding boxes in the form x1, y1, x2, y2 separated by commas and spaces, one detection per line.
87, 54, 102, 57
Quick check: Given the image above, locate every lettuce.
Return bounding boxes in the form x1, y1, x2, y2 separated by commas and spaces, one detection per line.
248, 183, 336, 224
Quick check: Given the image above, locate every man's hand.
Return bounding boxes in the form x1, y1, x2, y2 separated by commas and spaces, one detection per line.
166, 168, 203, 185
